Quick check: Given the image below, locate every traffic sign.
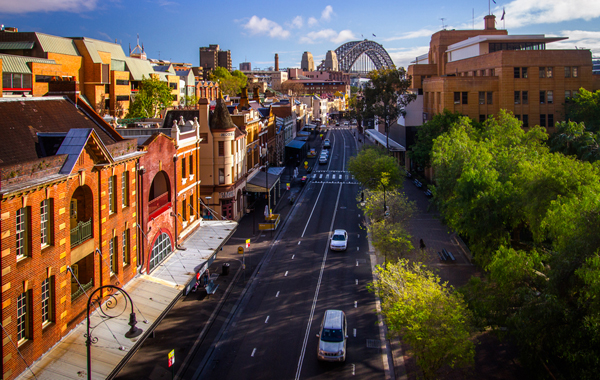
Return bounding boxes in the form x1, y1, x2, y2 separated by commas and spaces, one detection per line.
286, 182, 290, 190
246, 239, 251, 248
238, 246, 244, 255
168, 349, 175, 367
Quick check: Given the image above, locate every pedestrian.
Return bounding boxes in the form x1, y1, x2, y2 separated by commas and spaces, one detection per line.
419, 239, 426, 250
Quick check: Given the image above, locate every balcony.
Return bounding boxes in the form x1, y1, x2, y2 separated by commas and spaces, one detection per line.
71, 278, 93, 301
149, 192, 171, 219
70, 219, 92, 248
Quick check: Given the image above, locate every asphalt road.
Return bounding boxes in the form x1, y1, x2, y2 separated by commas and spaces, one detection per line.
189, 127, 384, 380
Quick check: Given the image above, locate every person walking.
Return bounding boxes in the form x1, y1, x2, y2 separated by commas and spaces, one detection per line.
419, 239, 426, 250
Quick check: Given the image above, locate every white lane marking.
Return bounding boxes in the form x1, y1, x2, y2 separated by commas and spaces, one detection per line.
295, 183, 344, 380
276, 291, 280, 298
265, 316, 270, 323
358, 234, 360, 238
357, 247, 359, 251
352, 363, 356, 376
354, 301, 358, 308
285, 271, 289, 276
356, 260, 359, 267
292, 254, 295, 259
355, 279, 358, 285
301, 183, 326, 238
251, 348, 256, 357
298, 241, 301, 245
353, 328, 357, 337
333, 174, 336, 180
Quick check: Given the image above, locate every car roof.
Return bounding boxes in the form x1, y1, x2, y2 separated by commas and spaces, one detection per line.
333, 229, 346, 235
323, 309, 344, 328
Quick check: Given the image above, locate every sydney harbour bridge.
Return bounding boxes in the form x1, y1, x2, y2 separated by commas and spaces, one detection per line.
315, 39, 395, 75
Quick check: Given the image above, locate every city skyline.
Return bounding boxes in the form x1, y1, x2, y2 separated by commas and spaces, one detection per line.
0, 0, 599, 70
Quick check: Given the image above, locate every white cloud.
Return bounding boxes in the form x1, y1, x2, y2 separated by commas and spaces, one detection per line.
321, 5, 334, 21
499, 0, 600, 29
290, 16, 303, 29
387, 45, 430, 69
242, 16, 290, 39
384, 29, 436, 42
0, 0, 99, 13
547, 30, 600, 56
300, 29, 355, 44
308, 17, 318, 27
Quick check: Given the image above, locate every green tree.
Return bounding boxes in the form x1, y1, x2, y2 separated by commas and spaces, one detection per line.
210, 67, 247, 97
564, 88, 600, 132
347, 93, 365, 129
182, 94, 198, 107
548, 120, 600, 163
371, 259, 475, 379
363, 67, 415, 151
126, 76, 173, 118
347, 146, 402, 191
409, 110, 463, 170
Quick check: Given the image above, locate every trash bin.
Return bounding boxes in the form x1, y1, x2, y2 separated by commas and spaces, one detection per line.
222, 263, 230, 276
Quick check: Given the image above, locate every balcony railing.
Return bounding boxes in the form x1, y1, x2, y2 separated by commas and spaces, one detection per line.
148, 192, 171, 218
71, 278, 94, 301
70, 219, 93, 248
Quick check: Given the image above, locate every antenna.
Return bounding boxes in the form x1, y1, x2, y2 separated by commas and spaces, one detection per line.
440, 18, 446, 30
473, 9, 475, 29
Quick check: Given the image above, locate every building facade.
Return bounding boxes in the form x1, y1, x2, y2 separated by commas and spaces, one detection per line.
199, 44, 231, 73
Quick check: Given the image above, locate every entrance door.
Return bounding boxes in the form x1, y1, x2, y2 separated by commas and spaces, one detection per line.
221, 200, 233, 220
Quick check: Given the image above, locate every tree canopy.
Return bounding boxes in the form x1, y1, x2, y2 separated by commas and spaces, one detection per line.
347, 146, 403, 190
126, 76, 173, 118
409, 110, 463, 170
564, 88, 600, 132
209, 67, 247, 97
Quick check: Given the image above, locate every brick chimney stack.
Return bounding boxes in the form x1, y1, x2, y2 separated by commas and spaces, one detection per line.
275, 54, 279, 71
484, 14, 496, 30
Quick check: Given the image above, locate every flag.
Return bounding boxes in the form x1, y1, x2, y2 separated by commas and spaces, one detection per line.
501, 7, 505, 20
492, 0, 496, 3
372, 33, 376, 37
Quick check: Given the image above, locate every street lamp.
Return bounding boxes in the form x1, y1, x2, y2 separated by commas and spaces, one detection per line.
366, 178, 388, 216
86, 285, 143, 380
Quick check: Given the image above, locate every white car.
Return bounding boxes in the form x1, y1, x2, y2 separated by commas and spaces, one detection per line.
317, 310, 348, 362
319, 152, 328, 164
330, 229, 348, 251
323, 139, 331, 148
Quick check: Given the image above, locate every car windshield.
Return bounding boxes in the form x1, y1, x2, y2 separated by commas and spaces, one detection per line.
332, 234, 345, 241
321, 328, 344, 342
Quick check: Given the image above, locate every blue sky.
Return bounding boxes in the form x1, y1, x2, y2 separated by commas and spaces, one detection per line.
1, 0, 599, 70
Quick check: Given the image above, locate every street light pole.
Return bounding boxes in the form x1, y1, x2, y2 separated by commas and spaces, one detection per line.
86, 285, 143, 380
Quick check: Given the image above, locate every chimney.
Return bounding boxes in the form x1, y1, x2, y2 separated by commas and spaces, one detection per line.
198, 98, 210, 132
275, 54, 279, 71
484, 14, 496, 30
253, 86, 260, 100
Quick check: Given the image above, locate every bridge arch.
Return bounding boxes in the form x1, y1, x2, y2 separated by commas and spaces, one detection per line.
317, 40, 395, 73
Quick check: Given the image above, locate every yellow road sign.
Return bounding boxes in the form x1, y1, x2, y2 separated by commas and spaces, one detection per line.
238, 246, 244, 255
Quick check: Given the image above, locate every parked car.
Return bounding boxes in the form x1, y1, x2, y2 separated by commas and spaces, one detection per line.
317, 310, 348, 362
307, 148, 317, 158
323, 139, 331, 148
330, 229, 348, 251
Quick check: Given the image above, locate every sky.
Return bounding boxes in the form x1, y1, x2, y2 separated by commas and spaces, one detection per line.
1, 0, 599, 71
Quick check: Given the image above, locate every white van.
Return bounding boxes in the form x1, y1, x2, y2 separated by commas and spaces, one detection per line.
317, 309, 347, 361
319, 152, 328, 164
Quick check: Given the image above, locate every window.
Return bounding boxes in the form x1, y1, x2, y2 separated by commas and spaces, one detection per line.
116, 79, 129, 86
487, 92, 493, 105
122, 229, 130, 266
548, 114, 554, 128
219, 168, 225, 184
565, 90, 571, 98
540, 114, 546, 128
218, 141, 225, 156
540, 91, 546, 104
454, 92, 460, 104
539, 67, 546, 78
35, 75, 54, 83
516, 115, 521, 121
169, 83, 177, 89
16, 207, 29, 258
479, 92, 485, 105
540, 67, 553, 78
40, 199, 53, 247
565, 67, 571, 78
547, 90, 553, 104
116, 95, 129, 102
3, 73, 32, 89
121, 171, 129, 208
189, 194, 194, 218
110, 236, 118, 274
182, 156, 186, 178
490, 68, 495, 76
479, 115, 486, 122
522, 91, 528, 104
522, 67, 528, 78
109, 175, 116, 214
41, 277, 53, 325
572, 67, 578, 77
523, 115, 529, 128
200, 133, 209, 144
182, 199, 187, 221
514, 91, 521, 104
189, 155, 193, 177
150, 232, 172, 270
17, 291, 29, 342
462, 92, 468, 105
514, 67, 520, 78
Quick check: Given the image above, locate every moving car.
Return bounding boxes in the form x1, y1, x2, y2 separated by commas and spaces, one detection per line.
317, 310, 348, 362
323, 139, 331, 148
319, 152, 328, 164
330, 229, 348, 251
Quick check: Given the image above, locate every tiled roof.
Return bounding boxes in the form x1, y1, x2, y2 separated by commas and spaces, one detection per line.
0, 53, 57, 73
0, 97, 118, 167
36, 33, 80, 56
77, 37, 127, 63
0, 41, 34, 50
124, 57, 155, 81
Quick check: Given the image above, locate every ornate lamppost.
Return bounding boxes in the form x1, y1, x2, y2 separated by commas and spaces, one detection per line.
85, 285, 143, 380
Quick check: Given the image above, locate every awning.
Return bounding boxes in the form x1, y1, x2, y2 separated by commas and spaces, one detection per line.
247, 171, 280, 193
286, 140, 306, 149
365, 129, 406, 152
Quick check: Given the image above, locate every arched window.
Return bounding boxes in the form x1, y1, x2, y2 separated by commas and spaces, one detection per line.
150, 232, 172, 271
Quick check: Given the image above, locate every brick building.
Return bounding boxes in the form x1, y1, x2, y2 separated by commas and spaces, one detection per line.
0, 93, 142, 380
407, 14, 599, 132
199, 44, 231, 74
